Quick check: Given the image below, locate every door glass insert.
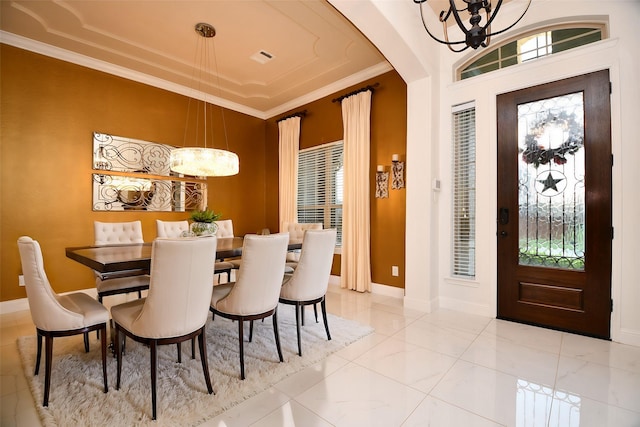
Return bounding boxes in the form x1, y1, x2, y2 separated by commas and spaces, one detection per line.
517, 92, 585, 270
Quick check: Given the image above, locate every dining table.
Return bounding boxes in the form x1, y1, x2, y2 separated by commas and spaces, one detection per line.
65, 236, 303, 274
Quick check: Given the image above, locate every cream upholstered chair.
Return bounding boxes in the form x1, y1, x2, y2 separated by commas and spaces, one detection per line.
111, 236, 217, 420
94, 221, 150, 303
17, 236, 109, 407
210, 233, 288, 380
279, 229, 336, 356
155, 219, 189, 238
212, 219, 235, 281
283, 222, 323, 267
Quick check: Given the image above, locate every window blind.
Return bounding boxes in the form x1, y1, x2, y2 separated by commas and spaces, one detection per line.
451, 103, 476, 277
297, 141, 343, 245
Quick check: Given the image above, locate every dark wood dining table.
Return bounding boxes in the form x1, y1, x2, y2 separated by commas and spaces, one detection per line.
65, 236, 302, 273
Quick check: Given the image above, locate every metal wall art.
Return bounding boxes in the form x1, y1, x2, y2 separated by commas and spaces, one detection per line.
391, 154, 405, 189
92, 132, 207, 211
375, 166, 389, 199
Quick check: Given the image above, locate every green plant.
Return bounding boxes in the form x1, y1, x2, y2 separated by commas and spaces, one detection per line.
190, 208, 221, 223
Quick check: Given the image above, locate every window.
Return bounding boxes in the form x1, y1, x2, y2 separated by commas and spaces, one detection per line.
451, 103, 476, 277
297, 141, 343, 245
459, 25, 604, 80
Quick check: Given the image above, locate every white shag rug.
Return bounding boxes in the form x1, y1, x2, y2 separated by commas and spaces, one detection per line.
18, 305, 373, 426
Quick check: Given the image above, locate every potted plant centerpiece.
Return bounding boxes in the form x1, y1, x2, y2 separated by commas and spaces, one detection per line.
189, 207, 221, 236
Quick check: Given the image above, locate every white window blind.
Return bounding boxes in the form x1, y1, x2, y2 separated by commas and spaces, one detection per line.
297, 141, 343, 245
451, 103, 476, 277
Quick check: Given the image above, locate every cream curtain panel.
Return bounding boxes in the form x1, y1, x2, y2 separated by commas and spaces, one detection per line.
340, 91, 372, 292
278, 116, 300, 232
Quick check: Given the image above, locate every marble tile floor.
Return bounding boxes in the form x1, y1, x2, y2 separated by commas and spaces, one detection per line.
2, 285, 640, 426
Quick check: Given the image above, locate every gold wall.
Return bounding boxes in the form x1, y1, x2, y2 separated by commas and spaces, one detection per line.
265, 71, 407, 288
1, 45, 407, 303
0, 45, 267, 301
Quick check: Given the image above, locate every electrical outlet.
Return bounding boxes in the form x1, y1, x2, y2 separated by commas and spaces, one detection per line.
18, 275, 25, 287
392, 266, 399, 277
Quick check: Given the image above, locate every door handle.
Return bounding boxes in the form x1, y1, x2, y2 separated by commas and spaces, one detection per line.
500, 231, 508, 238
499, 207, 509, 225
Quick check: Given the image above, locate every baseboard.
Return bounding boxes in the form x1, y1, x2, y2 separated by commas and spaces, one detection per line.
327, 276, 404, 299
438, 296, 494, 317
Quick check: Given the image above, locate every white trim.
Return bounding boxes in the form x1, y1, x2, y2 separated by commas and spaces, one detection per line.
371, 282, 404, 299
439, 296, 493, 318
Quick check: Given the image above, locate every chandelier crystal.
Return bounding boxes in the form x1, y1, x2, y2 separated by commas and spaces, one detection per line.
170, 22, 239, 177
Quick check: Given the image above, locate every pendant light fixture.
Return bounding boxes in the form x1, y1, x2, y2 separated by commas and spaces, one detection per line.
170, 23, 239, 177
413, 0, 531, 52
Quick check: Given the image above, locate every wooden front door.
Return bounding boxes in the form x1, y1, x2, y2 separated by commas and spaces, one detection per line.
497, 70, 612, 339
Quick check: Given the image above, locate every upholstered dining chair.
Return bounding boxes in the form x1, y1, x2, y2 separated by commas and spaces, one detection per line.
282, 222, 323, 269
210, 219, 235, 282
111, 236, 217, 421
94, 221, 150, 304
155, 219, 189, 238
17, 236, 109, 407
210, 233, 289, 380
279, 229, 336, 356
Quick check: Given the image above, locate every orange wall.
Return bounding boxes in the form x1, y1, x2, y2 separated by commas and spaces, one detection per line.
265, 70, 407, 288
0, 45, 267, 301
1, 45, 407, 303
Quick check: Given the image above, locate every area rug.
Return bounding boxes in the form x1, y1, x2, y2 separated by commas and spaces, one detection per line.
18, 305, 373, 426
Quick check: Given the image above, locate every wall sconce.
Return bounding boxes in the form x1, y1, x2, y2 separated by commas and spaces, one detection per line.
391, 154, 405, 189
375, 165, 389, 199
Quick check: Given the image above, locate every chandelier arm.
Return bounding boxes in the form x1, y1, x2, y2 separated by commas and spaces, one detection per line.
418, 2, 468, 46
449, 0, 472, 35
484, 0, 532, 38
482, 0, 503, 30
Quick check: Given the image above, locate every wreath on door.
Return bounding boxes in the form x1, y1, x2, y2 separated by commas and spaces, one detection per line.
520, 110, 583, 168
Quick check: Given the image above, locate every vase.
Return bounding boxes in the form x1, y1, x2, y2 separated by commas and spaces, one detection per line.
190, 221, 218, 236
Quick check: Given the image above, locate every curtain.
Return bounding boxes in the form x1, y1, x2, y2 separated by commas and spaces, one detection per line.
340, 91, 372, 292
278, 116, 300, 232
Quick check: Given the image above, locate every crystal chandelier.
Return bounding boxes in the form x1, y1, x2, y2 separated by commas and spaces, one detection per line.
170, 23, 239, 177
413, 0, 531, 52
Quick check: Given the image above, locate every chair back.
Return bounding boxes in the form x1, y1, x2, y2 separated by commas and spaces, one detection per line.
94, 220, 144, 245
215, 219, 234, 238
17, 236, 85, 331
131, 237, 217, 338
283, 222, 323, 241
156, 220, 189, 238
216, 233, 288, 316
280, 229, 337, 301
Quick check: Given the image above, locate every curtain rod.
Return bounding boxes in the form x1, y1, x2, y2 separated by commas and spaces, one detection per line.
332, 82, 379, 103
277, 110, 307, 122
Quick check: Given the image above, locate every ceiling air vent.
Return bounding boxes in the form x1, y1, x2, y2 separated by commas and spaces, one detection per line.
250, 50, 275, 64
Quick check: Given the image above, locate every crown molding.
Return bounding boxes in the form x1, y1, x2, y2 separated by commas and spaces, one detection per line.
1, 31, 393, 120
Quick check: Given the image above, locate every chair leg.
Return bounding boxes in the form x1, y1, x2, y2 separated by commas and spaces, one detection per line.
100, 325, 108, 393
314, 303, 319, 323
34, 332, 42, 376
198, 328, 214, 394
238, 320, 245, 380
43, 335, 53, 407
191, 338, 196, 360
115, 327, 123, 390
138, 290, 142, 299
321, 299, 331, 341
272, 310, 284, 363
177, 342, 182, 363
295, 304, 302, 356
150, 340, 158, 420
84, 332, 90, 353
249, 320, 254, 342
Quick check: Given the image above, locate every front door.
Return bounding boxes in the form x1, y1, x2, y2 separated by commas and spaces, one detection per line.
497, 70, 612, 339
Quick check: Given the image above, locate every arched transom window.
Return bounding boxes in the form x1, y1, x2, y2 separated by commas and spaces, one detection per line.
458, 24, 606, 81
